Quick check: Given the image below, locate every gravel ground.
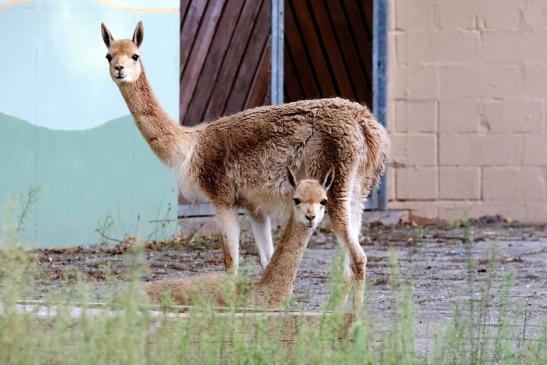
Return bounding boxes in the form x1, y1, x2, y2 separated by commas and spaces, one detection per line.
33, 217, 547, 353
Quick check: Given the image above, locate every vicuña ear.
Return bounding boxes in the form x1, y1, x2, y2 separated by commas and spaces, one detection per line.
322, 168, 335, 191
133, 21, 144, 48
101, 23, 114, 48
287, 167, 297, 189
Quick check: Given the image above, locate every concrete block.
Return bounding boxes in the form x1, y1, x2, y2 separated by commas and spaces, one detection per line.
439, 99, 481, 133
475, 0, 521, 30
524, 201, 547, 223
439, 167, 481, 200
390, 134, 408, 166
396, 167, 438, 200
388, 168, 396, 201
390, 134, 437, 166
408, 66, 438, 99
395, 100, 437, 132
523, 135, 547, 165
389, 64, 409, 99
483, 98, 544, 133
438, 0, 476, 29
436, 201, 481, 221
521, 0, 547, 30
480, 31, 547, 64
482, 167, 546, 201
395, 0, 436, 31
439, 66, 521, 98
439, 0, 521, 31
439, 134, 522, 166
388, 200, 438, 219
523, 64, 547, 98
404, 31, 481, 65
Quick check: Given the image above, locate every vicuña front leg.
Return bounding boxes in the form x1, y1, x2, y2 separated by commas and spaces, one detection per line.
248, 211, 274, 268
215, 207, 240, 273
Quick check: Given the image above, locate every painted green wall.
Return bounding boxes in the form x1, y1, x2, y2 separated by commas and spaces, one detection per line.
0, 1, 180, 247
0, 113, 177, 247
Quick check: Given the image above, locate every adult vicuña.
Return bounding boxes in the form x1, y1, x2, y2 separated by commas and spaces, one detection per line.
101, 21, 389, 309
145, 168, 334, 308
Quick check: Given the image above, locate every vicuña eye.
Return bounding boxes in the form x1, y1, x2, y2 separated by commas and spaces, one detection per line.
293, 198, 301, 206
132, 54, 140, 61
320, 199, 327, 206
106, 54, 112, 62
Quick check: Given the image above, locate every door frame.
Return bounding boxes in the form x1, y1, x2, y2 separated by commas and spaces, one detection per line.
178, 0, 388, 218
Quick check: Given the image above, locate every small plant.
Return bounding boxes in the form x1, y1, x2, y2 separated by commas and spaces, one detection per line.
95, 213, 120, 244
15, 186, 40, 234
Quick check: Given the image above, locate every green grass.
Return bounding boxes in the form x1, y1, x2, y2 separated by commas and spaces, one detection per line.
1, 204, 546, 364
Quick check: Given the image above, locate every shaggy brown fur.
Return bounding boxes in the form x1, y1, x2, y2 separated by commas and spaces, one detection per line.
145, 272, 236, 306
102, 22, 390, 310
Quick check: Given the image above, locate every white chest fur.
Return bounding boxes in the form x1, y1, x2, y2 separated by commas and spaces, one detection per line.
173, 143, 208, 203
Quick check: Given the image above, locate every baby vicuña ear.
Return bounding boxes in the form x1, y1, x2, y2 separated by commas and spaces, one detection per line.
322, 167, 335, 191
287, 167, 297, 189
133, 21, 144, 48
101, 23, 114, 48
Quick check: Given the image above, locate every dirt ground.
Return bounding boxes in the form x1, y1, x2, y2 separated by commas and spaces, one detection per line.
33, 216, 547, 352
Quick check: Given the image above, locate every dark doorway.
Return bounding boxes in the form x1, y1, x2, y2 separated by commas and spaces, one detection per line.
284, 0, 373, 108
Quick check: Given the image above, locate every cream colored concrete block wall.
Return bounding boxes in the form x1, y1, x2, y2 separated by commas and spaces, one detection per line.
388, 0, 547, 222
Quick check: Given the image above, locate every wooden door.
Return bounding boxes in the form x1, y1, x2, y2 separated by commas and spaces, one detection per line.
178, 0, 380, 215
179, 0, 271, 127
284, 0, 373, 108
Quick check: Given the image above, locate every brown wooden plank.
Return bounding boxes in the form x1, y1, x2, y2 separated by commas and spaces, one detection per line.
184, 0, 246, 126
179, 0, 192, 123
180, 0, 190, 26
203, 0, 264, 121
180, 0, 227, 124
284, 1, 319, 99
180, 0, 208, 79
263, 81, 271, 105
326, 0, 371, 104
343, 0, 373, 89
309, 0, 355, 99
290, 0, 336, 96
284, 5, 303, 101
358, 0, 373, 43
359, 0, 374, 97
223, 0, 271, 116
284, 41, 304, 101
245, 36, 271, 109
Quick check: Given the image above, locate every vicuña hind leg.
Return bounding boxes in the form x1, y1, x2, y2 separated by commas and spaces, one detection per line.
330, 198, 367, 312
349, 194, 366, 311
215, 206, 240, 273
335, 246, 353, 306
248, 211, 274, 268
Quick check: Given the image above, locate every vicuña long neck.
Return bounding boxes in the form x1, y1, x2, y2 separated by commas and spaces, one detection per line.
257, 216, 313, 305
118, 67, 187, 166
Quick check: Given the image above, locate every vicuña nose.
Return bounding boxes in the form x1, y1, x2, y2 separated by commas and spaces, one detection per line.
306, 214, 315, 221
114, 65, 124, 71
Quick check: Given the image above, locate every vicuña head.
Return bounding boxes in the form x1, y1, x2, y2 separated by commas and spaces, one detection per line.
101, 21, 143, 84
287, 167, 334, 229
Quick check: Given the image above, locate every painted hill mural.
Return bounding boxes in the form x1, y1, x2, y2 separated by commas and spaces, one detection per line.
0, 112, 177, 247
0, 0, 179, 130
0, 0, 179, 246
